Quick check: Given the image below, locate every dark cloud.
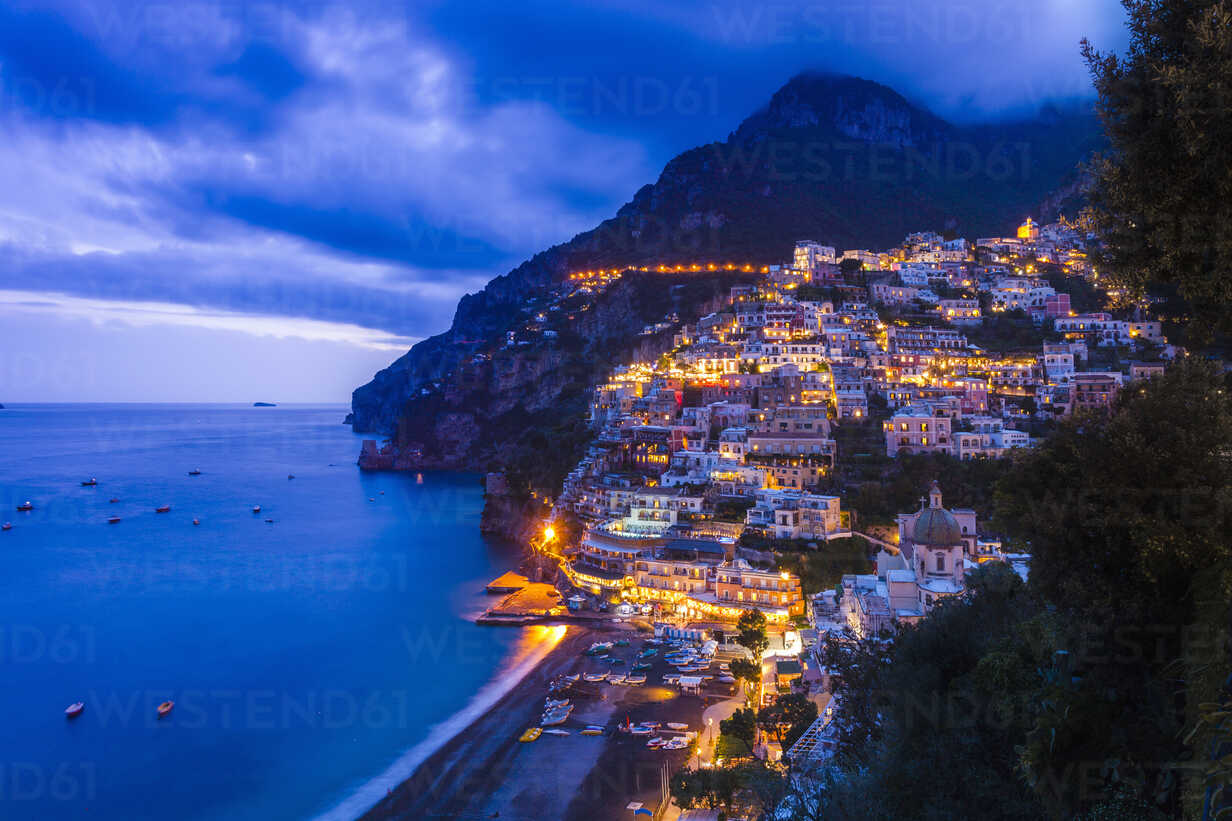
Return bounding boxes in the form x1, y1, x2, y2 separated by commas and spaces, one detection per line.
0, 0, 1125, 350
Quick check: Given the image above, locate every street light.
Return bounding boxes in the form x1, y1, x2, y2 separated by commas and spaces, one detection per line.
543, 525, 555, 542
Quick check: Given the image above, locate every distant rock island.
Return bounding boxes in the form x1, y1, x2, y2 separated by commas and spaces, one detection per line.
253, 402, 277, 407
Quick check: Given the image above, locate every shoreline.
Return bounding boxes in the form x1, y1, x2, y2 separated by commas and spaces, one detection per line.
354, 623, 600, 821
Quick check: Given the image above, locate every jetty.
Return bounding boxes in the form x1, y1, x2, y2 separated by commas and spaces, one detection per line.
485, 571, 529, 594
477, 578, 563, 625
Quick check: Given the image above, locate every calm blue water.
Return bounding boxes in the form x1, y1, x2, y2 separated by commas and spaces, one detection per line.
0, 404, 529, 821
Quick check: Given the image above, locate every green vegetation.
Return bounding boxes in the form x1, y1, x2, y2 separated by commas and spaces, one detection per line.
764, 539, 874, 595
757, 693, 818, 749
964, 308, 1059, 352
837, 451, 1011, 528
1083, 0, 1232, 338
818, 359, 1232, 819
717, 706, 758, 759
735, 609, 769, 660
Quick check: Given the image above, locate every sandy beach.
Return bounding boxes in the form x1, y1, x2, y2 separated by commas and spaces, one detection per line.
359, 623, 735, 821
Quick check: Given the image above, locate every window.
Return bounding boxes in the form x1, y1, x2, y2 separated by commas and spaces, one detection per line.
935, 554, 945, 571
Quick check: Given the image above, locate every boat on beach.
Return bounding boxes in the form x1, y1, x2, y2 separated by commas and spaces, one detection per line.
65, 702, 85, 718
625, 674, 646, 685
608, 674, 627, 685
580, 727, 603, 736
542, 728, 570, 736
666, 722, 689, 731
519, 728, 542, 742
582, 672, 608, 683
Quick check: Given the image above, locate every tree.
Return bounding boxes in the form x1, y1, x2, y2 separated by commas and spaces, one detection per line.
1082, 0, 1232, 337
670, 768, 740, 811
718, 707, 757, 758
729, 657, 761, 702
757, 692, 818, 748
995, 357, 1232, 815
736, 609, 769, 660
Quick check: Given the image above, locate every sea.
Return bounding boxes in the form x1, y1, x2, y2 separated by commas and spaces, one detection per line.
0, 403, 551, 821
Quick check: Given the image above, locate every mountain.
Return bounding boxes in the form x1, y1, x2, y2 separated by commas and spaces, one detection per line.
351, 72, 1101, 449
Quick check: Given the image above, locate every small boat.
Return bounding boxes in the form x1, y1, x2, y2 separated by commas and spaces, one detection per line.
629, 726, 653, 736
65, 702, 85, 718
582, 672, 608, 683
631, 662, 651, 671
81, 478, 98, 487
188, 469, 201, 476
16, 502, 33, 511
609, 674, 627, 685
1, 522, 10, 531
646, 737, 664, 748
615, 639, 630, 647
718, 675, 736, 684
662, 674, 680, 684
545, 698, 570, 709
156, 701, 174, 718
107, 516, 121, 524
666, 722, 689, 731
562, 673, 580, 684
192, 519, 200, 526
580, 726, 604, 736
518, 727, 542, 743
626, 674, 646, 685
542, 728, 570, 736
638, 649, 657, 658
608, 657, 626, 666
156, 505, 171, 513
540, 712, 569, 727
252, 506, 261, 514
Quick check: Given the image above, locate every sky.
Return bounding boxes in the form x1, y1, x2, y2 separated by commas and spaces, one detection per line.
0, 0, 1128, 402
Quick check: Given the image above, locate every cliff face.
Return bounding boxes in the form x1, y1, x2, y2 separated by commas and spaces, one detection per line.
358, 270, 745, 481
352, 71, 1101, 466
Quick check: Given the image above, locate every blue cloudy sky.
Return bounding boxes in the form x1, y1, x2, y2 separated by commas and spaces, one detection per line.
0, 0, 1127, 402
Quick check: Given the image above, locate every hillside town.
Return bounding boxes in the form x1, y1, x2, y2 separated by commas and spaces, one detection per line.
536, 218, 1170, 634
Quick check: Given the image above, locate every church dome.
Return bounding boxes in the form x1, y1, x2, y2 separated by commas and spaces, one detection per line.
912, 506, 962, 546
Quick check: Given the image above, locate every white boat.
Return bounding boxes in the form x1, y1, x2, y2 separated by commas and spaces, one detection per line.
718, 675, 736, 683
562, 674, 580, 683
583, 672, 608, 683
625, 674, 646, 685
608, 674, 627, 685
666, 722, 689, 731
646, 737, 664, 748
542, 728, 570, 736
629, 726, 653, 736
541, 711, 570, 727
545, 698, 570, 709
